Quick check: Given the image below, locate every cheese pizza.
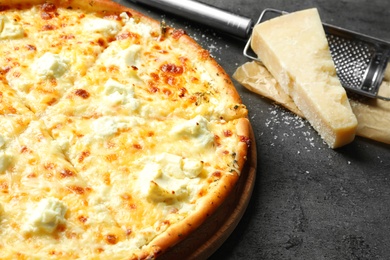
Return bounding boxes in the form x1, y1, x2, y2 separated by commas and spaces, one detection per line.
0, 0, 250, 259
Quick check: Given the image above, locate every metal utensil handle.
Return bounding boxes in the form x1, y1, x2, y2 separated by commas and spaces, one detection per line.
131, 0, 253, 39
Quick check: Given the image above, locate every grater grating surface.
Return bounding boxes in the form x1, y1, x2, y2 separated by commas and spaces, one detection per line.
324, 24, 390, 100
326, 34, 374, 92
244, 9, 390, 100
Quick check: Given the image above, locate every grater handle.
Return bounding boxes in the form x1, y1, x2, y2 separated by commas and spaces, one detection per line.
130, 0, 253, 39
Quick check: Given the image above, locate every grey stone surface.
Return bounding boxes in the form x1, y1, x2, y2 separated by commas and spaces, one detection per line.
119, 0, 390, 259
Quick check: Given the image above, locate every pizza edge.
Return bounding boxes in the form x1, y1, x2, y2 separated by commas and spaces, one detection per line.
2, 0, 245, 109
0, 0, 251, 258
144, 118, 251, 258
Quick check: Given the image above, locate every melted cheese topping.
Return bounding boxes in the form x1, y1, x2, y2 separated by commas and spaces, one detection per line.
0, 15, 24, 39
0, 6, 124, 113
0, 3, 249, 259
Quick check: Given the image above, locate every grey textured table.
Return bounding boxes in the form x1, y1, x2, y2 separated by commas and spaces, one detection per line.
117, 0, 390, 259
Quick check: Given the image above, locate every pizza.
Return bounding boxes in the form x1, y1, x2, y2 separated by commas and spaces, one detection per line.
0, 0, 250, 259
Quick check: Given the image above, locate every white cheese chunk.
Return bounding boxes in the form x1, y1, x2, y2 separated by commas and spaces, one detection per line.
125, 18, 152, 37
91, 116, 129, 138
54, 136, 70, 152
170, 115, 214, 148
251, 8, 357, 148
0, 15, 24, 39
104, 78, 139, 110
90, 116, 144, 139
24, 197, 67, 234
102, 45, 142, 71
122, 45, 142, 67
182, 158, 203, 178
156, 153, 184, 179
31, 52, 69, 78
119, 12, 131, 22
83, 18, 120, 36
0, 151, 12, 173
137, 153, 203, 202
150, 177, 190, 202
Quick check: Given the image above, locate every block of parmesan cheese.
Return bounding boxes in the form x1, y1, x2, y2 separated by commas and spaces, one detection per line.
251, 8, 358, 148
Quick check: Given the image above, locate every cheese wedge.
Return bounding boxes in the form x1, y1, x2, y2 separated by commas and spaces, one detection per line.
251, 8, 358, 148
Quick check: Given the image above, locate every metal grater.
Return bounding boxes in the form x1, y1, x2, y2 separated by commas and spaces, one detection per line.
325, 27, 390, 100
243, 9, 390, 100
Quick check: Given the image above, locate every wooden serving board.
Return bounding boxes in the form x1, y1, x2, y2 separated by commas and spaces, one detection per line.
160, 129, 257, 259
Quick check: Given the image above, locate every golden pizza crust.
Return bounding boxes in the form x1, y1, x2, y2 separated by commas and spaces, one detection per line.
147, 118, 251, 258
